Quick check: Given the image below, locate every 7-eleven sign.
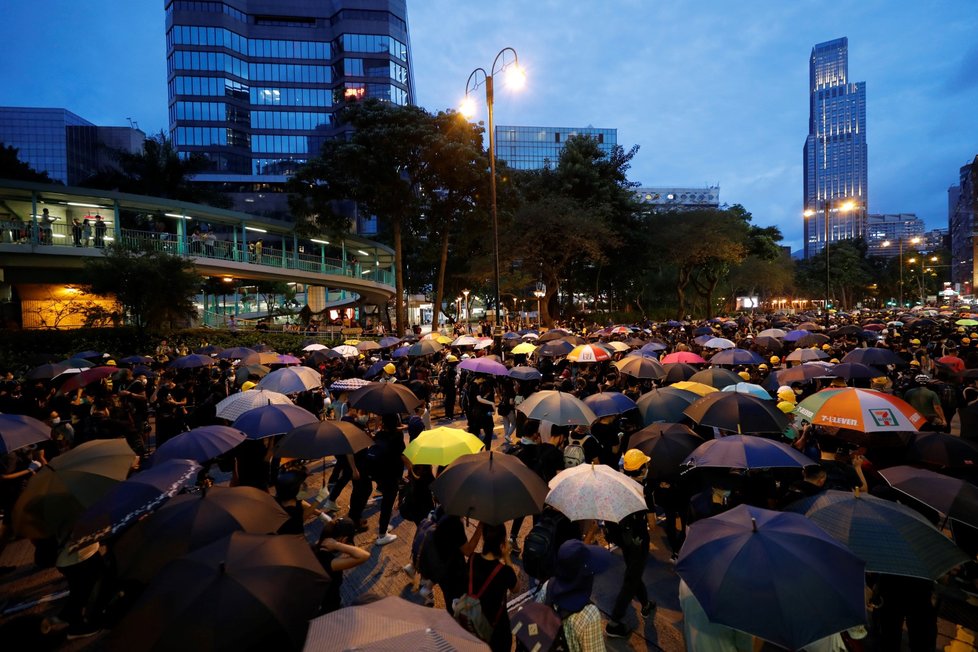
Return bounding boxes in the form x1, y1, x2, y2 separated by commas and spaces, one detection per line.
869, 408, 898, 427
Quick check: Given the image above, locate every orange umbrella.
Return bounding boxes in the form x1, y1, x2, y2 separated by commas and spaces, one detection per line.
795, 388, 924, 432
567, 344, 612, 363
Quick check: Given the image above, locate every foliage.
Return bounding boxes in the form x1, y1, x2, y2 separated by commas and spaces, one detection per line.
795, 239, 873, 310
83, 244, 203, 331
0, 143, 53, 183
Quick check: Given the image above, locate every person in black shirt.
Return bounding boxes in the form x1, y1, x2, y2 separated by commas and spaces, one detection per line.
465, 522, 518, 651
314, 517, 370, 614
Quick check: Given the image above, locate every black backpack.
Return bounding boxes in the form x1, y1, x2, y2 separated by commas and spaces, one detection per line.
412, 513, 448, 583
521, 512, 564, 580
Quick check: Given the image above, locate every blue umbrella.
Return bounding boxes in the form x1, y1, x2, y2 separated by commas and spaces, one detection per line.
720, 383, 772, 400
538, 340, 574, 357
61, 358, 95, 368
636, 387, 699, 425
676, 504, 866, 650
666, 320, 683, 328
783, 329, 809, 342
233, 404, 318, 439
153, 425, 247, 464
169, 354, 216, 369
626, 349, 659, 359
709, 349, 765, 366
73, 350, 104, 359
693, 334, 714, 346
502, 331, 522, 340
509, 366, 542, 381
682, 435, 812, 470
391, 345, 410, 358
0, 414, 51, 454
640, 341, 668, 353
825, 362, 882, 380
364, 359, 388, 380
582, 392, 638, 418
692, 327, 713, 336
378, 337, 401, 348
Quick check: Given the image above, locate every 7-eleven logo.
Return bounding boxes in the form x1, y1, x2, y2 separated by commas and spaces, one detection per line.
869, 408, 898, 427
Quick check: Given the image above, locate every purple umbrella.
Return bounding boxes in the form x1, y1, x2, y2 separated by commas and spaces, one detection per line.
153, 426, 247, 464
0, 414, 52, 454
458, 357, 509, 376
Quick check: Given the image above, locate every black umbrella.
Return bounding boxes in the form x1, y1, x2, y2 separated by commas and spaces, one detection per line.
773, 364, 832, 386
406, 340, 443, 357
217, 347, 259, 364
910, 433, 978, 469
275, 420, 373, 458
830, 325, 862, 337
348, 382, 422, 415
68, 458, 201, 551
797, 333, 831, 348
107, 532, 328, 652
752, 336, 783, 355
826, 362, 883, 380
538, 340, 574, 357
0, 414, 52, 454
431, 451, 548, 524
195, 345, 224, 355
661, 362, 699, 383
688, 367, 743, 389
880, 466, 978, 528
113, 486, 289, 584
509, 365, 543, 381
628, 422, 703, 480
614, 356, 665, 380
153, 425, 248, 464
841, 347, 905, 367
636, 387, 699, 425
26, 362, 69, 380
683, 392, 789, 434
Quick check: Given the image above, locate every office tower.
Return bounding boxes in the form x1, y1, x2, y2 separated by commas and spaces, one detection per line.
635, 186, 720, 213
803, 37, 868, 258
494, 125, 616, 170
165, 0, 414, 215
0, 107, 144, 185
864, 213, 925, 257
950, 156, 978, 290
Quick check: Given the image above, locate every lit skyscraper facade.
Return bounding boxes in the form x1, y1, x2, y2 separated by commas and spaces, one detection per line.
949, 156, 978, 290
165, 0, 413, 213
864, 213, 924, 257
803, 37, 868, 258
494, 125, 616, 170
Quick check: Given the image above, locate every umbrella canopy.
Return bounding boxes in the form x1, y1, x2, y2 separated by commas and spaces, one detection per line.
349, 382, 422, 415
168, 354, 217, 369
640, 341, 669, 353
108, 532, 327, 652
329, 377, 374, 393
582, 391, 638, 418
331, 344, 361, 358
797, 333, 831, 348
636, 387, 699, 425
303, 596, 488, 652
356, 340, 381, 352
676, 504, 866, 650
13, 439, 137, 539
605, 341, 631, 353
232, 403, 318, 439
753, 336, 784, 354
567, 344, 612, 363
614, 356, 665, 380
689, 367, 743, 389
276, 420, 373, 458
215, 389, 293, 421
27, 361, 71, 380
670, 381, 718, 397
757, 328, 787, 338
840, 347, 906, 367
910, 433, 978, 468
113, 486, 289, 583
458, 357, 509, 376
256, 366, 322, 394
682, 435, 812, 470
509, 365, 542, 381
511, 342, 537, 356
452, 335, 480, 347
684, 392, 788, 434
795, 388, 924, 433
403, 427, 485, 467
270, 353, 303, 366
709, 349, 766, 366
217, 347, 259, 363
407, 340, 443, 357
68, 458, 201, 551
546, 463, 647, 522
703, 337, 736, 350
302, 343, 328, 351
60, 357, 95, 368
879, 465, 978, 528
628, 423, 703, 480
306, 349, 342, 365
826, 362, 883, 380
661, 351, 707, 364
154, 425, 247, 464
58, 366, 118, 393
431, 451, 548, 524
73, 350, 104, 360
785, 348, 829, 363
661, 362, 699, 383
773, 363, 833, 386
787, 490, 969, 580
234, 364, 272, 385
720, 382, 772, 400
515, 390, 597, 426
783, 329, 810, 342
537, 340, 575, 357
0, 413, 52, 454
378, 336, 402, 348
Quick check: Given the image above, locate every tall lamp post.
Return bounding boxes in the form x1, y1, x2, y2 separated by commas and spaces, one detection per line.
805, 199, 856, 326
533, 283, 546, 328
461, 48, 525, 330
881, 236, 921, 308
462, 288, 470, 333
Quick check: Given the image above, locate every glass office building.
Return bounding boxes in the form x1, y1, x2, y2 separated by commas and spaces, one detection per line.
165, 0, 414, 214
494, 125, 617, 170
803, 37, 868, 258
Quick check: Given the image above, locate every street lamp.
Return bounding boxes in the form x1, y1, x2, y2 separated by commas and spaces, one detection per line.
804, 199, 857, 326
461, 47, 525, 331
462, 288, 470, 332
881, 236, 921, 308
533, 283, 546, 327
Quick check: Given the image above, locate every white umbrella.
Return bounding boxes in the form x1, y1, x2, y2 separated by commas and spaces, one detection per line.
331, 345, 360, 358
757, 328, 787, 339
257, 366, 323, 394
302, 343, 328, 352
546, 463, 647, 522
704, 337, 736, 350
215, 389, 293, 421
474, 338, 494, 350
452, 335, 479, 347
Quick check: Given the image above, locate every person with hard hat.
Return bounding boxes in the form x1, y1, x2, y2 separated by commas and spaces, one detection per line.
777, 385, 797, 405
241, 380, 257, 391
769, 355, 781, 369
380, 362, 398, 383
737, 371, 751, 382
605, 449, 655, 637
777, 401, 800, 441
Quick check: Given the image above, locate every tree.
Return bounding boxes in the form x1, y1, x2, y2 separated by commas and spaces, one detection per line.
0, 143, 53, 183
795, 239, 872, 310
83, 244, 202, 331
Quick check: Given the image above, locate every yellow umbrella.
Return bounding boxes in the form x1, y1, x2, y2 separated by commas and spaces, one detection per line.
671, 381, 719, 397
435, 334, 454, 345
512, 342, 537, 355
343, 339, 361, 346
403, 427, 485, 467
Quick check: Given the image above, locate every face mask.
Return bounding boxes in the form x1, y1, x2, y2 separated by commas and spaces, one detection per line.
357, 416, 369, 425
51, 418, 60, 425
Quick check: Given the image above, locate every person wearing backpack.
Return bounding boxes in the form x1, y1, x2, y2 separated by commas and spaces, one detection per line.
604, 449, 656, 638
521, 506, 578, 583
536, 539, 611, 652
433, 509, 483, 615
455, 522, 517, 650
563, 425, 601, 469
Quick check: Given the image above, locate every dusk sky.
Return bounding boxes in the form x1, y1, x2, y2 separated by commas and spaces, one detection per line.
1, 1, 976, 252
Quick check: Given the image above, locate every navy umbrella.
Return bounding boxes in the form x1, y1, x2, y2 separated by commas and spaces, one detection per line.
378, 336, 401, 348
625, 349, 659, 360
582, 391, 638, 418
692, 326, 713, 336
407, 340, 443, 357
348, 382, 422, 415
195, 344, 224, 355
364, 359, 388, 380
169, 354, 217, 369
73, 350, 104, 359
119, 355, 153, 365
232, 403, 318, 439
787, 490, 969, 580
26, 362, 69, 380
0, 414, 52, 454
783, 329, 809, 342
910, 433, 978, 469
825, 362, 882, 380
708, 349, 765, 366
682, 435, 813, 470
636, 387, 699, 425
391, 345, 410, 359
538, 340, 574, 357
216, 347, 259, 364
677, 504, 866, 650
153, 425, 248, 464
880, 465, 978, 528
640, 340, 668, 353
840, 347, 905, 367
509, 366, 542, 381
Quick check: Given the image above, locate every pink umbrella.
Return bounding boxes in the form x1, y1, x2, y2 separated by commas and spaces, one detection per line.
661, 351, 707, 364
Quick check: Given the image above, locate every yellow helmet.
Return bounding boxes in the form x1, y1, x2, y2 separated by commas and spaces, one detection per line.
821, 344, 831, 350
910, 339, 921, 346
770, 356, 781, 365
241, 381, 257, 391
777, 388, 796, 404
622, 449, 651, 472
777, 401, 796, 414
758, 363, 769, 370
738, 371, 751, 381
384, 363, 396, 375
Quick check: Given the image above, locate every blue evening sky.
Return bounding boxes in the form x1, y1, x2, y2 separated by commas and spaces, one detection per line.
1, 1, 976, 252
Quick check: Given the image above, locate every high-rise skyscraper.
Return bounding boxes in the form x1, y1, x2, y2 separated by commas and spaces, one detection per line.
494, 125, 617, 170
949, 156, 978, 291
165, 0, 414, 215
803, 37, 868, 259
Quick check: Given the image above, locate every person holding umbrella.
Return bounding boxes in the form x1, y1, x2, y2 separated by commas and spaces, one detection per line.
604, 449, 656, 638
348, 413, 404, 546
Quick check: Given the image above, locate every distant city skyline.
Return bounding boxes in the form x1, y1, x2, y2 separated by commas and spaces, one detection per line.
0, 1, 976, 251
